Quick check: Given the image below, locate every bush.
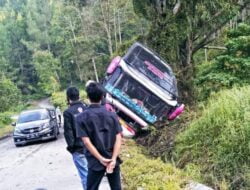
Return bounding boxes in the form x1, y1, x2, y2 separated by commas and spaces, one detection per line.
0, 112, 13, 137
0, 76, 21, 112
0, 112, 12, 126
174, 86, 250, 189
51, 90, 88, 110
33, 51, 61, 95
51, 91, 67, 110
196, 24, 250, 100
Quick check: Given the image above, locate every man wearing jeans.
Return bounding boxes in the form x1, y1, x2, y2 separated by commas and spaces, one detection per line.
63, 87, 88, 189
77, 82, 122, 190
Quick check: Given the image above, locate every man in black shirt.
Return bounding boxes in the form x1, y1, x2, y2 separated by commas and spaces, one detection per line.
77, 82, 122, 190
63, 87, 88, 189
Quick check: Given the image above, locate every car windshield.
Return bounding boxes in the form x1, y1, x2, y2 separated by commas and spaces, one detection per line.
17, 111, 49, 124
123, 43, 178, 97
104, 69, 172, 124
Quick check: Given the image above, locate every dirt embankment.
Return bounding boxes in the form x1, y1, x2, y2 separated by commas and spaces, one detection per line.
136, 110, 193, 161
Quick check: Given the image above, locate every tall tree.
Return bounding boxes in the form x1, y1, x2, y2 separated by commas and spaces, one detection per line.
0, 0, 36, 94
133, 0, 250, 100
24, 0, 53, 51
0, 75, 21, 112
0, 0, 149, 93
32, 51, 61, 95
196, 23, 250, 99
56, 0, 148, 84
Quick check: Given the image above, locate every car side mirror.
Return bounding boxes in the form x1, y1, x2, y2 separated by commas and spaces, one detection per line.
11, 122, 16, 127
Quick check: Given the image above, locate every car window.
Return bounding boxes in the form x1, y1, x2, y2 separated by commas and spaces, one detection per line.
17, 111, 49, 123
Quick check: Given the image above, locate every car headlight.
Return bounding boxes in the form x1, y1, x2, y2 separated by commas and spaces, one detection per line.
40, 123, 50, 130
14, 128, 21, 134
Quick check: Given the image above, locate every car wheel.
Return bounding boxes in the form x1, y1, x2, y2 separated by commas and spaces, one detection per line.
15, 144, 22, 147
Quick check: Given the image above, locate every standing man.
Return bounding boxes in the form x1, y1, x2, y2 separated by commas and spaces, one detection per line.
77, 82, 122, 190
56, 106, 62, 127
63, 87, 88, 189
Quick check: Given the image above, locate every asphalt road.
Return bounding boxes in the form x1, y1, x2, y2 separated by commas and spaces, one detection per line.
0, 133, 111, 190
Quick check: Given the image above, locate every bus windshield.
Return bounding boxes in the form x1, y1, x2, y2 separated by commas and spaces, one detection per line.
123, 43, 178, 97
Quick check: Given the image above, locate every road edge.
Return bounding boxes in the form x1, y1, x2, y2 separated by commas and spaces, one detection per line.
0, 132, 12, 141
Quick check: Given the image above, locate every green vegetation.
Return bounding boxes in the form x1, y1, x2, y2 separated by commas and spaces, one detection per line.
0, 0, 146, 131
32, 51, 61, 95
174, 86, 250, 189
51, 90, 87, 110
51, 91, 68, 110
0, 125, 13, 138
0, 112, 12, 126
138, 24, 250, 190
133, 0, 247, 99
0, 76, 21, 112
0, 76, 21, 132
0, 0, 250, 189
0, 0, 147, 96
121, 140, 192, 190
196, 24, 250, 100
0, 112, 13, 138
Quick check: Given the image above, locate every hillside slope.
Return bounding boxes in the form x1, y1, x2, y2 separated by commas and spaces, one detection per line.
174, 86, 250, 189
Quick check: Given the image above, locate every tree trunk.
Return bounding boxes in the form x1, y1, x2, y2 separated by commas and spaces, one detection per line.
18, 53, 23, 77
69, 18, 77, 44
177, 37, 195, 103
100, 1, 113, 56
114, 7, 118, 51
92, 58, 99, 82
118, 10, 122, 44
73, 59, 83, 82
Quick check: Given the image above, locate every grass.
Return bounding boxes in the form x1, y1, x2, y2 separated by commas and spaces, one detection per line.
0, 125, 13, 138
120, 140, 191, 190
0, 112, 15, 138
174, 86, 250, 190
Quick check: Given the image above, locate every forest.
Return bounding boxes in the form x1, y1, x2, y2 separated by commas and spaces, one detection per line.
0, 0, 250, 189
